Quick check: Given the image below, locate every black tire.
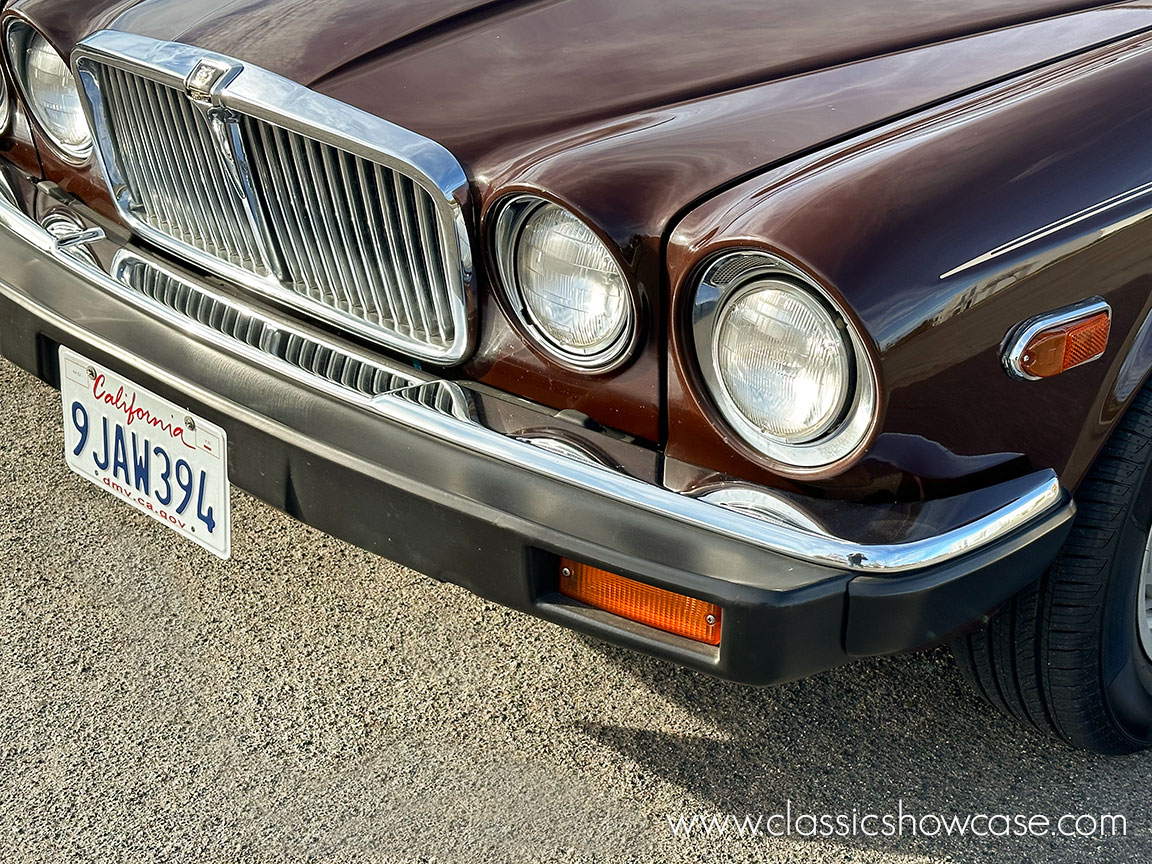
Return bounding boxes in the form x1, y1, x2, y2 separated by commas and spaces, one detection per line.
952, 384, 1152, 754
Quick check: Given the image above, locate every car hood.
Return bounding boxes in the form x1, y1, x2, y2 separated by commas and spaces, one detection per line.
20, 0, 1145, 240
103, 0, 1116, 157
111, 0, 1117, 88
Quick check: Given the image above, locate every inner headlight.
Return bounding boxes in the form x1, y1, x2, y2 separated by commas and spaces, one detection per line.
5, 21, 91, 160
494, 195, 634, 370
692, 251, 877, 470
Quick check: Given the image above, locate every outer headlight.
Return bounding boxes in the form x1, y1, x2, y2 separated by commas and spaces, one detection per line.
494, 195, 635, 370
5, 21, 91, 160
715, 281, 850, 443
692, 251, 877, 470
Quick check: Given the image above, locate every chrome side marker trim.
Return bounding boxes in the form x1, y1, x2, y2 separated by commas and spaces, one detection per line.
1002, 297, 1111, 381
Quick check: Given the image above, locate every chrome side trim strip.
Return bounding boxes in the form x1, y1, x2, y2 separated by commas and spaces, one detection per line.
1002, 297, 1111, 381
0, 191, 1071, 574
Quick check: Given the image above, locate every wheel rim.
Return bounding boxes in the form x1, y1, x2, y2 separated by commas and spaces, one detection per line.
1139, 528, 1152, 664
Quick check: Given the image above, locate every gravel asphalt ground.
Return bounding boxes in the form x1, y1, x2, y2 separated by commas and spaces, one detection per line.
1, 356, 1150, 863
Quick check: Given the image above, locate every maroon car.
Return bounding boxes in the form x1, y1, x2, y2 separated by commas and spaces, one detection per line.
3, 0, 1152, 754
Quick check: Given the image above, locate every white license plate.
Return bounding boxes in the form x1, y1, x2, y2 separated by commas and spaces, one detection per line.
59, 346, 231, 559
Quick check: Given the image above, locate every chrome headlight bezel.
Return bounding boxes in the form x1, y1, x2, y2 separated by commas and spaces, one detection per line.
4, 19, 91, 162
493, 194, 638, 372
0, 56, 10, 136
691, 250, 878, 471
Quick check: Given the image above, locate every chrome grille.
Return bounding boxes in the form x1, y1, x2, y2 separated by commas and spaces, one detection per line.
240, 117, 457, 350
392, 380, 477, 422
115, 254, 420, 397
94, 64, 266, 274
74, 32, 472, 363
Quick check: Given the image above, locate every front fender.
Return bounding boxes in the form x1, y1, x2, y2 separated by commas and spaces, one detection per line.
666, 29, 1152, 501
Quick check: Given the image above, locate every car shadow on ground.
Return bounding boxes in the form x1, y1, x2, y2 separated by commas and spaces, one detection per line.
576, 637, 1152, 859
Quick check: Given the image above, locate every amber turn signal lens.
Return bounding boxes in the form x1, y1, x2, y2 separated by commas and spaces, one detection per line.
1019, 311, 1110, 379
559, 559, 722, 646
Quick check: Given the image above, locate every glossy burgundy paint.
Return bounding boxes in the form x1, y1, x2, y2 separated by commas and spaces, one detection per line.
5, 0, 1152, 497
0, 104, 40, 181
81, 1, 1127, 102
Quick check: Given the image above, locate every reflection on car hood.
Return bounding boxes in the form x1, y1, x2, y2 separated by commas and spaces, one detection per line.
103, 0, 1113, 150
19, 0, 1151, 238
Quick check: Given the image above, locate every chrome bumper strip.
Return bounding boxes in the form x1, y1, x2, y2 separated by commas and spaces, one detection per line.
380, 381, 1066, 572
0, 185, 1072, 574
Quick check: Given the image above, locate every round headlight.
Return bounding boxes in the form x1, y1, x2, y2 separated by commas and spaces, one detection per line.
5, 21, 91, 160
494, 195, 634, 370
692, 251, 877, 470
714, 280, 850, 443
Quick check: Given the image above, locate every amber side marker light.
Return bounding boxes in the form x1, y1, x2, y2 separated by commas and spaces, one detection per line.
1017, 310, 1111, 379
558, 559, 722, 646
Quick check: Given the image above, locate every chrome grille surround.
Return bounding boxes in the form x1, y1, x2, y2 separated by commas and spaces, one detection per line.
72, 30, 474, 363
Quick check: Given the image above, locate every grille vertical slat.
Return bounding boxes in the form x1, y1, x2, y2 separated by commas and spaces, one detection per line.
131, 73, 208, 248
394, 175, 437, 341
298, 135, 360, 316
247, 121, 321, 302
85, 57, 465, 359
356, 160, 411, 335
283, 130, 350, 308
241, 116, 463, 351
164, 86, 240, 260
319, 145, 375, 324
154, 86, 224, 257
374, 165, 423, 337
100, 70, 152, 217
332, 149, 386, 325
176, 93, 252, 262
105, 69, 176, 234
415, 192, 451, 342
99, 66, 266, 274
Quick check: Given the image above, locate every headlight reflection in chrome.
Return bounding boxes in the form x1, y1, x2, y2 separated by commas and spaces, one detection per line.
692, 251, 877, 470
494, 194, 635, 371
5, 20, 91, 160
0, 60, 9, 135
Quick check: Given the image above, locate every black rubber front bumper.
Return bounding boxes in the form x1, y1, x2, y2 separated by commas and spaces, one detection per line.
0, 176, 1075, 686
